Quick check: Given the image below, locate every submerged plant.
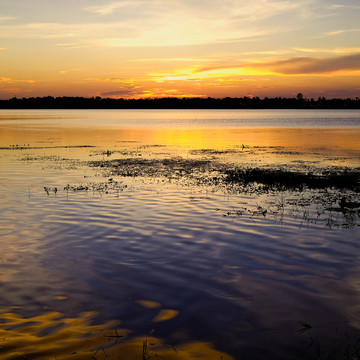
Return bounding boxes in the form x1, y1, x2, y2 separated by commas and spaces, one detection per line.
296, 320, 360, 360
44, 186, 58, 195
143, 338, 150, 360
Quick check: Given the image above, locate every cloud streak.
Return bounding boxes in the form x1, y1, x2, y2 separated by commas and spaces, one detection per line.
195, 54, 360, 76
0, 77, 35, 84
0, 20, 270, 47
0, 16, 17, 21
261, 53, 360, 74
0, 0, 310, 47
322, 29, 360, 37
292, 47, 360, 54
85, 1, 145, 15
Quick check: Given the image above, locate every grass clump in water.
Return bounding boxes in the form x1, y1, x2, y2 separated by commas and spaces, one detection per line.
224, 168, 360, 191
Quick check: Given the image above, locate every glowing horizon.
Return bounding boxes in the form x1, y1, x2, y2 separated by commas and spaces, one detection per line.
1, 0, 360, 100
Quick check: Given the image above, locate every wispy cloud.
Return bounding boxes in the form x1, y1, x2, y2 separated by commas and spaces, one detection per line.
81, 0, 308, 47
260, 53, 360, 74
0, 22, 133, 41
56, 43, 90, 49
86, 77, 137, 84
133, 57, 211, 63
85, 1, 144, 15
0, 77, 13, 83
0, 23, 78, 39
0, 20, 269, 46
97, 79, 144, 98
194, 53, 360, 76
321, 29, 360, 37
0, 1, 324, 47
59, 68, 81, 74
329, 4, 360, 10
0, 16, 17, 21
150, 53, 360, 82
85, 0, 303, 19
100, 89, 138, 97
0, 76, 35, 84
293, 47, 360, 54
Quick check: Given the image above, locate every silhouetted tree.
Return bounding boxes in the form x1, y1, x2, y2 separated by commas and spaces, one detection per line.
0, 95, 359, 109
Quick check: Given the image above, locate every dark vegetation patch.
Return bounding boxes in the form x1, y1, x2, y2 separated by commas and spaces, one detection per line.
44, 178, 128, 196
64, 178, 128, 194
253, 146, 284, 150
1, 145, 95, 150
189, 149, 239, 155
224, 168, 360, 191
138, 144, 167, 148
269, 151, 303, 155
88, 157, 213, 179
90, 149, 143, 157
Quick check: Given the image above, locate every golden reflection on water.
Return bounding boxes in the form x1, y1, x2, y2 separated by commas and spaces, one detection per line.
1, 123, 360, 151
151, 127, 360, 153
0, 308, 232, 360
1, 124, 360, 166
1, 124, 359, 173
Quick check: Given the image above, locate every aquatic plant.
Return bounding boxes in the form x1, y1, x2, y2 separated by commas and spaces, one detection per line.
224, 168, 360, 191
44, 186, 58, 195
296, 321, 360, 360
142, 338, 150, 360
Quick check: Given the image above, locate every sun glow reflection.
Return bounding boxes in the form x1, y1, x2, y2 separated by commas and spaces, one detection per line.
0, 308, 233, 360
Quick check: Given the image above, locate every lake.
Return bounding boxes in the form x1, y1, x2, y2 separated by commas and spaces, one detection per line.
0, 109, 360, 359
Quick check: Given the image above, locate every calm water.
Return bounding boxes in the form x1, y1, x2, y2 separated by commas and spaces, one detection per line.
1, 109, 360, 128
0, 109, 360, 359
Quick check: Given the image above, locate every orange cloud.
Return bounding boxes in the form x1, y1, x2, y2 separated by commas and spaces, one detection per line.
194, 53, 360, 76
0, 77, 35, 84
259, 53, 360, 74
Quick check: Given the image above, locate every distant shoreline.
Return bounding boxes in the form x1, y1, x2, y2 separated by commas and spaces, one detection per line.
1, 95, 360, 109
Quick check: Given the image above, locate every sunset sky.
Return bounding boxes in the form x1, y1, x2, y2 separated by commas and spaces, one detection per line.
1, 0, 360, 99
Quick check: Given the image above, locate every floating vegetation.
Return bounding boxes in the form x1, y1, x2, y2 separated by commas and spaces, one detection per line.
90, 149, 143, 157
44, 178, 128, 196
44, 186, 58, 195
0, 145, 95, 150
221, 205, 268, 218
218, 187, 360, 229
88, 157, 213, 180
188, 148, 240, 155
224, 167, 360, 191
64, 184, 90, 192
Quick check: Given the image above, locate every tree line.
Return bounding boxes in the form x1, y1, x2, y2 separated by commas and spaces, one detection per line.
0, 94, 359, 109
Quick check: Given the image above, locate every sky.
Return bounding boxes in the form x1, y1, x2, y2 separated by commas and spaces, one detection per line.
0, 0, 360, 99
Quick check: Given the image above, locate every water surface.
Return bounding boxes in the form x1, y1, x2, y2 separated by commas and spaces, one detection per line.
0, 109, 360, 359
